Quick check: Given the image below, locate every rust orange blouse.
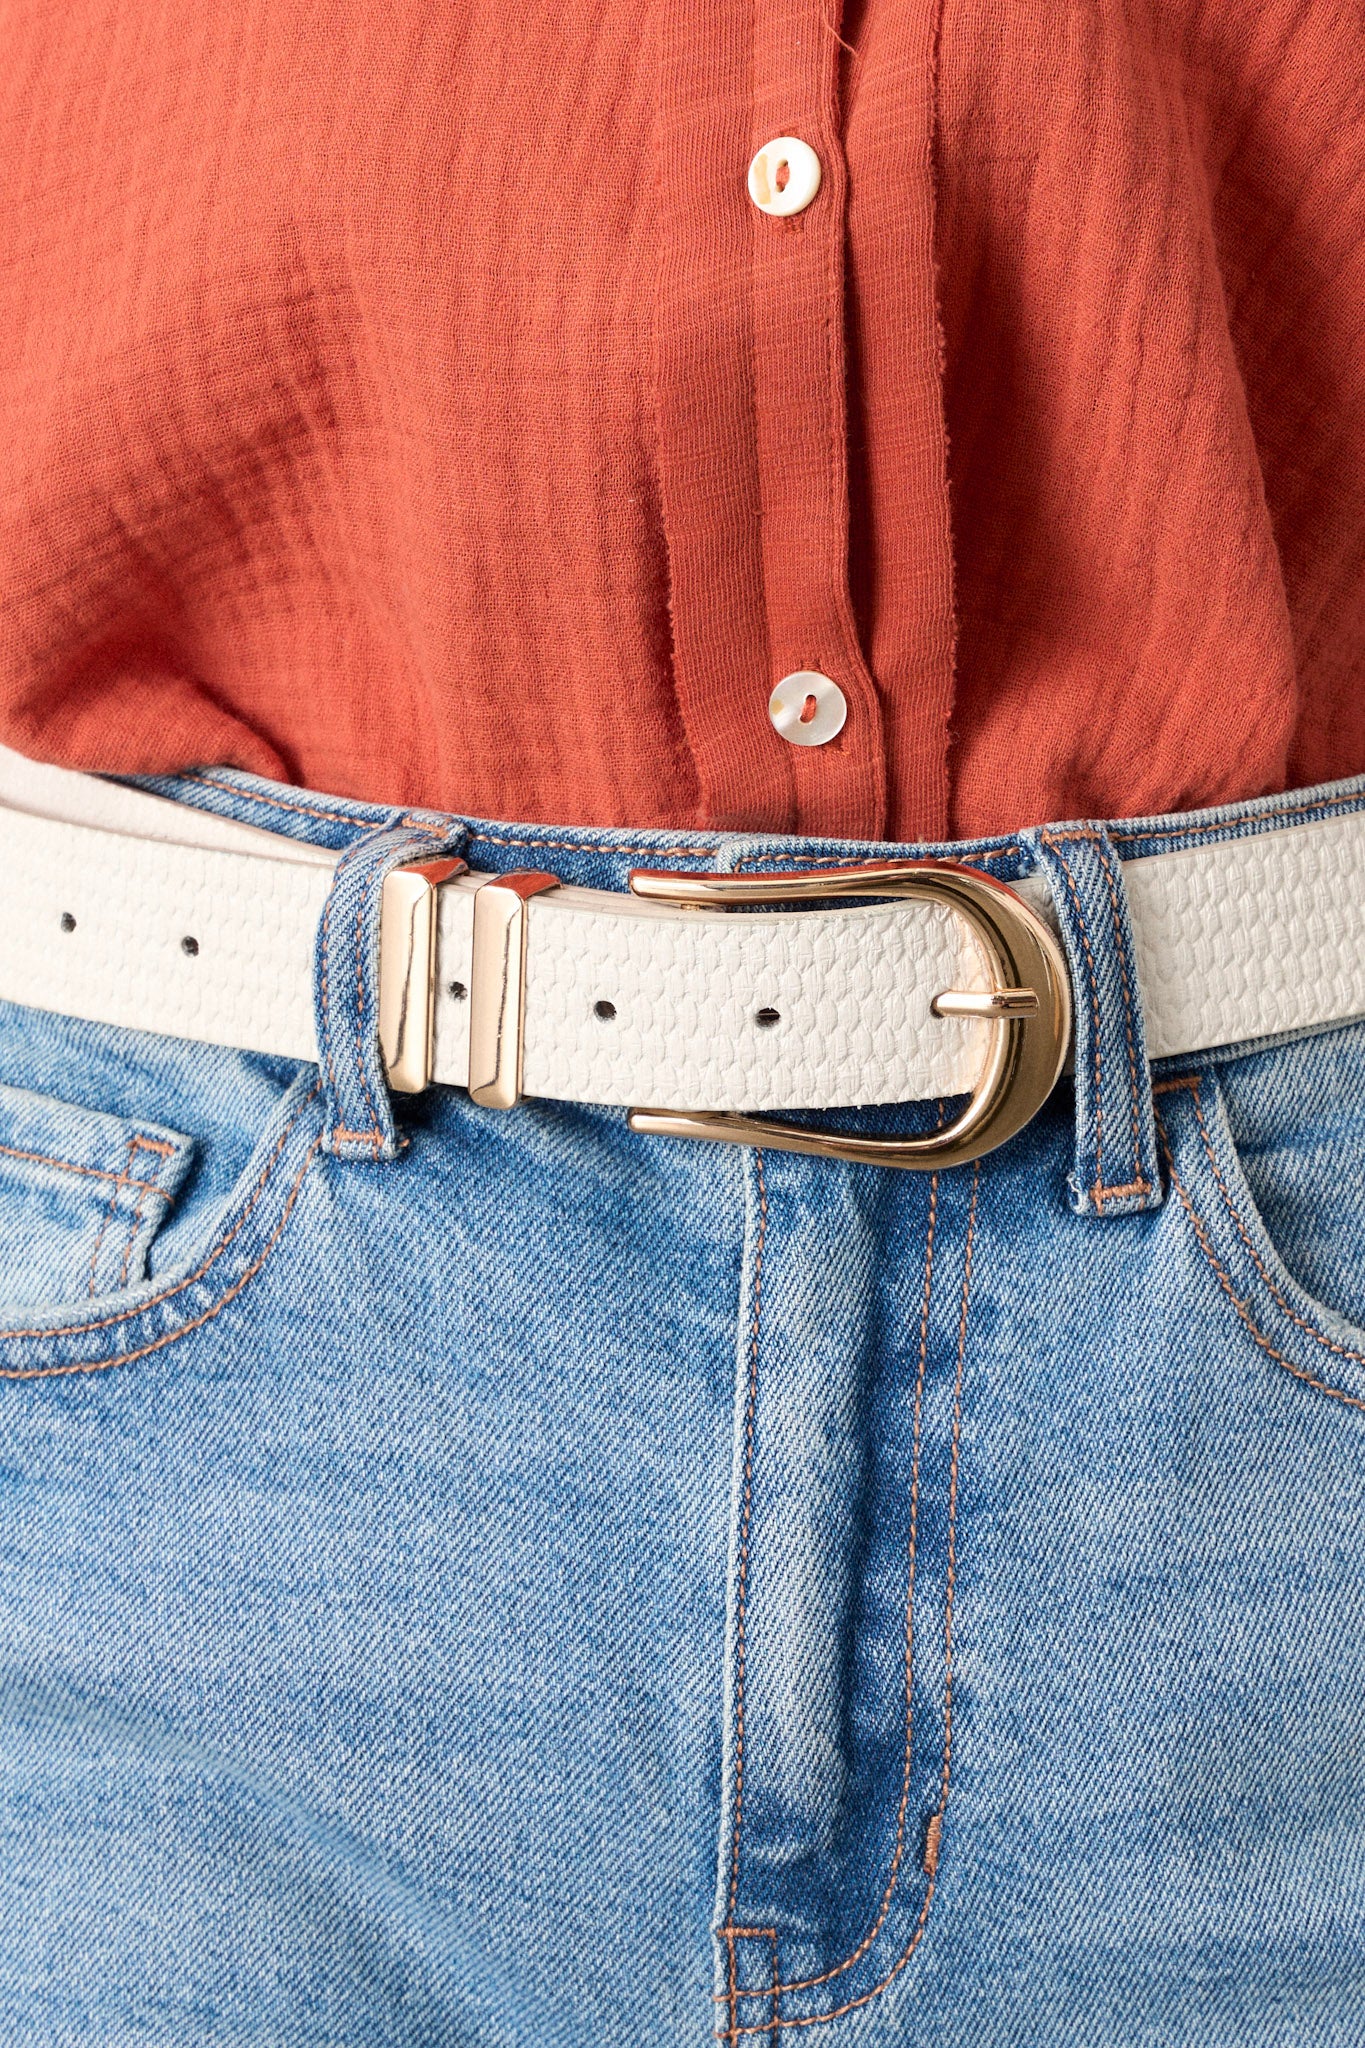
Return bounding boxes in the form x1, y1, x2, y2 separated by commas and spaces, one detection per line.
0, 0, 1361, 842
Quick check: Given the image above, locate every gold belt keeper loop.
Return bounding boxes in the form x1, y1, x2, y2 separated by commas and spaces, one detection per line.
466, 871, 563, 1109
378, 857, 469, 1094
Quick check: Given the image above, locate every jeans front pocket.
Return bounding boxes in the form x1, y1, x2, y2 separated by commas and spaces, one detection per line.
0, 1083, 193, 1309
1153, 1021, 1365, 1415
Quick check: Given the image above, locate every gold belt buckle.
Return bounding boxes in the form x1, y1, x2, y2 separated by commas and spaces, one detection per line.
625, 860, 1071, 1171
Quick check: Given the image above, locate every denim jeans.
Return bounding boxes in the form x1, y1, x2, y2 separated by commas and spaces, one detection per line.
3, 767, 1365, 2047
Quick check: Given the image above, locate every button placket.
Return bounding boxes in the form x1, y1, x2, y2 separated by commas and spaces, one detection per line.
748, 0, 887, 837
654, 0, 784, 833
654, 0, 889, 839
842, 0, 957, 841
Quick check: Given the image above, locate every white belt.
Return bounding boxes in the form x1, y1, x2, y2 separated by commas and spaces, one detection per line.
2, 747, 1364, 1169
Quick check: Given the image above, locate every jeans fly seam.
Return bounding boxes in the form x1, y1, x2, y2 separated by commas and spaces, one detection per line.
1156, 1081, 1365, 1381
728, 1150, 768, 1924
719, 1163, 943, 2003
0, 1131, 324, 1381
0, 1085, 321, 1346
717, 1161, 977, 2038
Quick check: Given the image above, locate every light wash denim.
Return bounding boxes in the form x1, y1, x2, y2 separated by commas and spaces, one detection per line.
3, 767, 1365, 2046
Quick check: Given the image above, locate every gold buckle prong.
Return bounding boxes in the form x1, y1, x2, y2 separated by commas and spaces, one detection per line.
625, 860, 1071, 1171
932, 987, 1040, 1019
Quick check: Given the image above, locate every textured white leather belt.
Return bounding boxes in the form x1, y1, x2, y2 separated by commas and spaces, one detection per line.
3, 746, 1365, 1165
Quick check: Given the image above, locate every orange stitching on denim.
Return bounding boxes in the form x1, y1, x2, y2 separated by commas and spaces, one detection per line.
86, 1137, 137, 1297
731, 846, 1021, 873
1108, 791, 1365, 846
181, 774, 391, 825
1156, 1134, 1365, 1416
720, 1168, 942, 2004
116, 1182, 151, 1290
84, 1134, 177, 1298
0, 1142, 170, 1194
728, 1152, 767, 1923
0, 1087, 320, 1345
725, 1928, 737, 2046
716, 1163, 978, 2039
179, 777, 716, 861
718, 1927, 779, 2045
0, 1134, 324, 1382
468, 833, 719, 859
1156, 1081, 1365, 1373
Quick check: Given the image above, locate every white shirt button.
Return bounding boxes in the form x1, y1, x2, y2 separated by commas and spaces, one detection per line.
747, 137, 822, 219
768, 671, 847, 746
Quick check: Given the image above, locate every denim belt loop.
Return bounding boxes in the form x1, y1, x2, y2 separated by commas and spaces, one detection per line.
312, 813, 469, 1161
1027, 824, 1163, 1216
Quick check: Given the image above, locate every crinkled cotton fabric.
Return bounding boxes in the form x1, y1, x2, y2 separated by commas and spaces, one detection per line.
2, 767, 1365, 2044
0, 1, 1363, 838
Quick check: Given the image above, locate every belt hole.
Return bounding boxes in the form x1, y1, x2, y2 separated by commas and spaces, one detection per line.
448, 980, 467, 1001
60, 911, 76, 932
181, 935, 199, 956
594, 999, 617, 1021
755, 1006, 781, 1028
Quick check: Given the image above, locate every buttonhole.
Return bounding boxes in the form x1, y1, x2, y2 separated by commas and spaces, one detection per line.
181, 935, 199, 956
594, 999, 617, 1022
448, 980, 468, 1001
59, 912, 76, 932
775, 157, 790, 192
755, 1006, 781, 1028
799, 693, 818, 724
